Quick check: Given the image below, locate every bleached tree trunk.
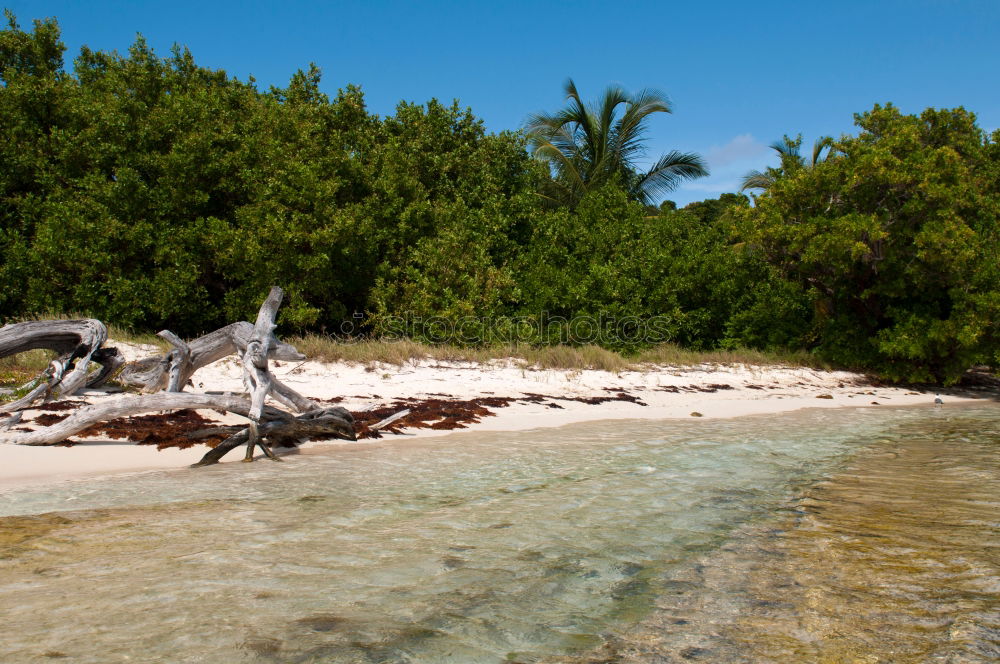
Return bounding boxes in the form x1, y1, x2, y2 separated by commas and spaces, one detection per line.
240, 286, 282, 461
190, 406, 358, 466
1, 287, 353, 466
1, 393, 283, 446
0, 287, 381, 467
117, 321, 307, 394
0, 319, 125, 412
0, 392, 355, 451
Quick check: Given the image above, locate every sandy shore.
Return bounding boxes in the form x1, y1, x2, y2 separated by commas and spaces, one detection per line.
0, 345, 983, 490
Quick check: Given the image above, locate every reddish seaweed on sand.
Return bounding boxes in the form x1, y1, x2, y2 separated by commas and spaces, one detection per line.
22, 389, 654, 450
75, 409, 230, 450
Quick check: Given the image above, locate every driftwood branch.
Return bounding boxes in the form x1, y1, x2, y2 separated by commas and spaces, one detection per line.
0, 393, 355, 451
2, 360, 64, 412
0, 319, 106, 359
370, 409, 411, 431
87, 347, 125, 388
241, 286, 282, 461
118, 321, 307, 394
0, 412, 22, 431
157, 330, 193, 393
1, 287, 358, 468
190, 406, 356, 467
269, 376, 318, 412
1, 393, 281, 446
0, 319, 124, 412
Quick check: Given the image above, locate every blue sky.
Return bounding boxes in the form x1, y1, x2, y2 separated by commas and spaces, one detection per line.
7, 0, 1000, 206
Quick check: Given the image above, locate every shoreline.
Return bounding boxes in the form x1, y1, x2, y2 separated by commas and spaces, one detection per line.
1, 353, 992, 491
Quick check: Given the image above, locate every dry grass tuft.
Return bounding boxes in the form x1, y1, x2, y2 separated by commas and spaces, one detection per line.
105, 325, 171, 351
0, 320, 831, 387
285, 335, 829, 372
0, 348, 56, 386
632, 344, 833, 370
288, 337, 490, 366
515, 344, 631, 372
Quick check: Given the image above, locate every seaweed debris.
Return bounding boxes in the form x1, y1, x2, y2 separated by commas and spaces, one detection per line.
30, 389, 653, 450
75, 409, 230, 450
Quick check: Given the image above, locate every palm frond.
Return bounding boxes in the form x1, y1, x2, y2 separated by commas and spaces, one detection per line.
529, 132, 587, 192
523, 79, 706, 208
592, 84, 628, 180
562, 79, 601, 164
740, 169, 775, 191
616, 87, 672, 163
811, 135, 835, 165
633, 151, 709, 204
769, 137, 801, 158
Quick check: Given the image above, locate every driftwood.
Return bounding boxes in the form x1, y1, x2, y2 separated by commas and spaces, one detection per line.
0, 392, 356, 465
0, 412, 22, 431
118, 321, 307, 394
0, 288, 439, 469
188, 407, 409, 467
241, 286, 282, 461
0, 287, 363, 466
189, 406, 357, 467
369, 408, 411, 431
0, 319, 125, 412
1, 393, 284, 446
0, 312, 307, 412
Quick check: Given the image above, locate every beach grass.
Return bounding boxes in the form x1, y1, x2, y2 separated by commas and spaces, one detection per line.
631, 344, 833, 370
0, 349, 55, 386
286, 335, 832, 372
105, 324, 172, 351
1, 319, 831, 386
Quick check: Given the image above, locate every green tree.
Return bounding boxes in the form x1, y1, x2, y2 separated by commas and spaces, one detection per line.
0, 13, 378, 333
525, 79, 707, 208
681, 192, 749, 224
515, 185, 754, 350
207, 69, 376, 330
733, 104, 1000, 382
0, 10, 73, 318
364, 100, 540, 335
740, 134, 835, 192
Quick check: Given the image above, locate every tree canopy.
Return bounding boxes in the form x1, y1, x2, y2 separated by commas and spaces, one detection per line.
733, 104, 1000, 382
0, 13, 537, 334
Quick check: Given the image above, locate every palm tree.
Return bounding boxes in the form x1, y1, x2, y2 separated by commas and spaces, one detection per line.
740, 135, 835, 192
525, 79, 708, 208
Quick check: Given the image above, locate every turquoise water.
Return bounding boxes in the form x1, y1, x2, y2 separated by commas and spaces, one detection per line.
0, 404, 998, 662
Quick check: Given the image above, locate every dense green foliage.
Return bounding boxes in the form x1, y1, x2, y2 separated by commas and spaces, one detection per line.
733, 105, 1000, 382
1, 13, 997, 382
0, 13, 538, 334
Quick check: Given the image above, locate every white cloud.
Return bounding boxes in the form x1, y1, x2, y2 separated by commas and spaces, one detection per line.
680, 179, 743, 193
704, 133, 769, 169
667, 133, 778, 205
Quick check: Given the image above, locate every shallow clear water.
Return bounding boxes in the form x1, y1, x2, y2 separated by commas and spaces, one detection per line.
0, 404, 998, 663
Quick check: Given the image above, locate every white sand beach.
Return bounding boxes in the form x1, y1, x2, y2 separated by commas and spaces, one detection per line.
0, 343, 974, 490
